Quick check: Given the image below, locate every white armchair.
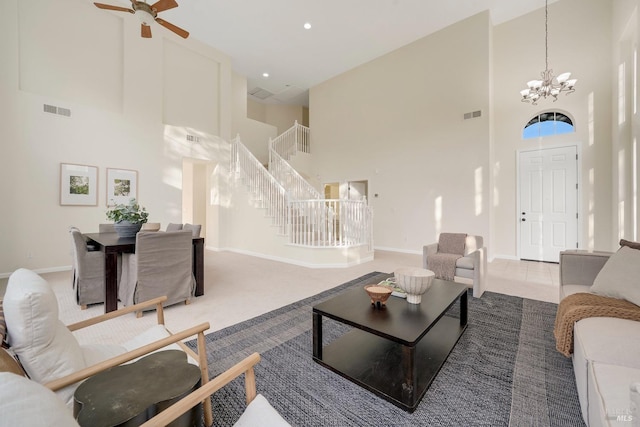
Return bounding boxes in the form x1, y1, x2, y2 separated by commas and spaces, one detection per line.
423, 234, 487, 298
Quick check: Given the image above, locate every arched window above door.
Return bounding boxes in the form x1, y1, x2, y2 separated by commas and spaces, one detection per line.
523, 111, 574, 139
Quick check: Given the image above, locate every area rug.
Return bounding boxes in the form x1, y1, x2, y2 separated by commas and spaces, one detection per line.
187, 272, 584, 426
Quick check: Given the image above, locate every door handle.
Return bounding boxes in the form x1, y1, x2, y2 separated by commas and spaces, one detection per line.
521, 218, 526, 222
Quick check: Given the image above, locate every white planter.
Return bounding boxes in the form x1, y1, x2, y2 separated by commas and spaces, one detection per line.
394, 267, 435, 304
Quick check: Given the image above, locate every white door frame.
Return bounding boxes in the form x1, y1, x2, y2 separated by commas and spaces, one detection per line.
516, 143, 581, 261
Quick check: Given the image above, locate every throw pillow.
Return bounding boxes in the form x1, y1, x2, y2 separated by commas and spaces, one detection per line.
4, 268, 87, 406
438, 233, 467, 255
591, 246, 640, 306
0, 372, 79, 427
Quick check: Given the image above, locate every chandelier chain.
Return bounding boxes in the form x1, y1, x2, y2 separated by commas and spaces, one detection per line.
519, 0, 576, 105
545, 0, 548, 71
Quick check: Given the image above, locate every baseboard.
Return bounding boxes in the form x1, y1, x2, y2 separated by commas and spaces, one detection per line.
212, 247, 374, 269
0, 265, 72, 279
374, 246, 422, 255
492, 254, 519, 261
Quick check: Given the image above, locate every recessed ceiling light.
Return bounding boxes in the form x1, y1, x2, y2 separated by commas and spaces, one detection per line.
303, 22, 311, 30
262, 72, 269, 78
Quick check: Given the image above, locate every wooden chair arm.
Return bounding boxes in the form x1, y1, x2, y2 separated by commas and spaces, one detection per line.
66, 296, 168, 332
44, 322, 210, 392
140, 353, 261, 427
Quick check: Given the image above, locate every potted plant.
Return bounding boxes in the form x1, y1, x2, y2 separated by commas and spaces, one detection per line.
106, 198, 149, 238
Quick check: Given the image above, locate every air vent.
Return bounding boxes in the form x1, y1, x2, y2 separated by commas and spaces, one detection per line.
463, 110, 482, 120
43, 104, 57, 114
43, 104, 71, 117
186, 134, 200, 143
248, 87, 273, 100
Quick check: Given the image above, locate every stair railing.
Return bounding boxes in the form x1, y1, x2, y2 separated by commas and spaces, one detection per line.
270, 121, 310, 160
268, 142, 321, 201
288, 199, 373, 249
232, 134, 374, 250
230, 136, 289, 232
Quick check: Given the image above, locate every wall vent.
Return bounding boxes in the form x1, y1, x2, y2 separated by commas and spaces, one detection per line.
186, 134, 200, 143
43, 104, 71, 117
463, 110, 482, 120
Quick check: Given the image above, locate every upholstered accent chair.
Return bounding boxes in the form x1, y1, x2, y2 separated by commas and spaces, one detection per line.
119, 231, 195, 314
69, 227, 105, 309
423, 234, 487, 298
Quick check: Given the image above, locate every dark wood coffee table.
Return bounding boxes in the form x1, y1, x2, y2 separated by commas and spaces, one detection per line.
312, 278, 468, 412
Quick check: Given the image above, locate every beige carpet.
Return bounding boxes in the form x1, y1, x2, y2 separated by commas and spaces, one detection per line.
1, 250, 559, 346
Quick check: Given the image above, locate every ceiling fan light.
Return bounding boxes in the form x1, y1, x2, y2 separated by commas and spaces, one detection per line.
136, 9, 154, 26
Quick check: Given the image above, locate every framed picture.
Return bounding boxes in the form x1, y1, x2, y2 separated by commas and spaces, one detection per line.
60, 163, 98, 206
106, 168, 138, 206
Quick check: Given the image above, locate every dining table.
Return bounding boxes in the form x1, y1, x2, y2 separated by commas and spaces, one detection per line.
83, 232, 205, 313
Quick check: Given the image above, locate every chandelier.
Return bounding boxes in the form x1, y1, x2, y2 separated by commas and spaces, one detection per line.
520, 0, 576, 105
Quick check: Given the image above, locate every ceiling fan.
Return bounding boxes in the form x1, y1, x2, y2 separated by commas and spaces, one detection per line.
94, 0, 189, 39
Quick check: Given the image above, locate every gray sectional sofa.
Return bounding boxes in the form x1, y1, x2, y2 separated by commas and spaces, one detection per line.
559, 250, 640, 426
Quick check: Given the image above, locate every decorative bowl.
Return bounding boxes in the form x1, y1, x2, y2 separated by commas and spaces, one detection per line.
364, 284, 394, 308
394, 267, 435, 304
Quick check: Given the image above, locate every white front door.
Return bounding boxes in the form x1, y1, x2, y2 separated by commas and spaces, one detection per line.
519, 146, 578, 262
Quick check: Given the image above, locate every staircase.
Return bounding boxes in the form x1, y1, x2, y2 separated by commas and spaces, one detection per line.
230, 122, 373, 252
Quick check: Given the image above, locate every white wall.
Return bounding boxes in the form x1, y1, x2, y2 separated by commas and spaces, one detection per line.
492, 0, 613, 257
231, 74, 277, 165
0, 0, 233, 275
310, 12, 492, 253
310, 0, 621, 258
612, 0, 640, 246
247, 98, 305, 134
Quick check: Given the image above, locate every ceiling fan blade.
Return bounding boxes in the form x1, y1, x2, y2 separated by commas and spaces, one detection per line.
141, 24, 152, 38
151, 0, 179, 13
94, 2, 134, 13
155, 18, 189, 39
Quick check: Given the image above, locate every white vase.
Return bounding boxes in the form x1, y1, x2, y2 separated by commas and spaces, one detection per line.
394, 267, 435, 304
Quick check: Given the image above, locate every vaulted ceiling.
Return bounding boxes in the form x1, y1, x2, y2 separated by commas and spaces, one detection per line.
109, 0, 552, 106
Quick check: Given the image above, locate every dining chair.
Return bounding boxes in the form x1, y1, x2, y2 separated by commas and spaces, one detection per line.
98, 223, 116, 233
166, 223, 183, 231
119, 231, 195, 315
183, 223, 202, 238
69, 228, 106, 309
